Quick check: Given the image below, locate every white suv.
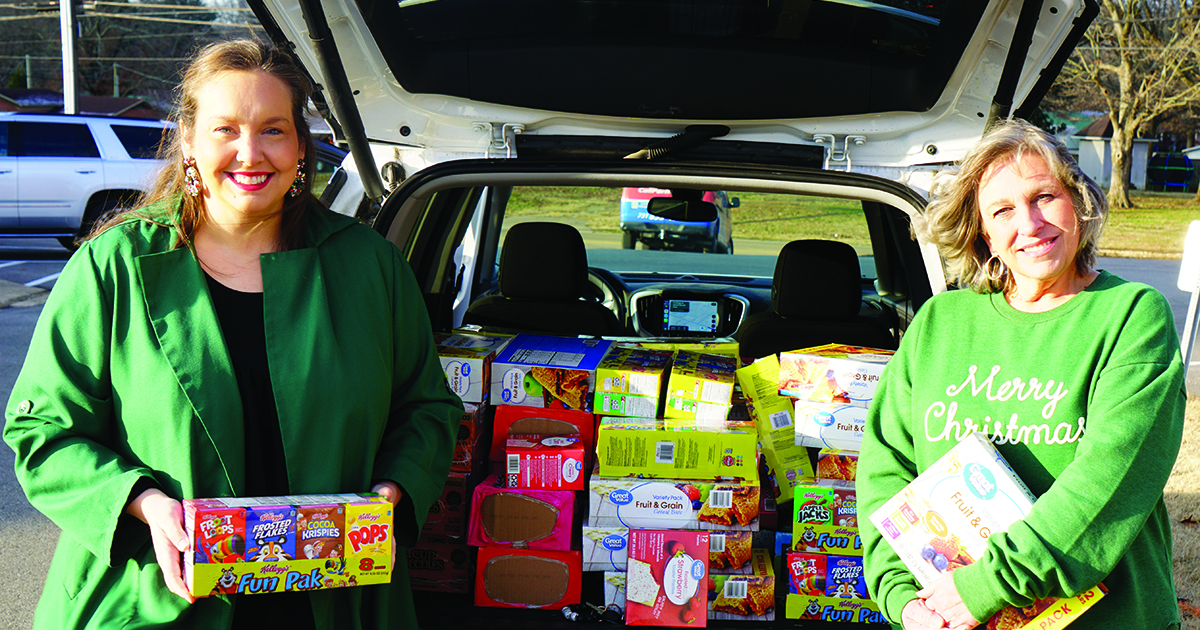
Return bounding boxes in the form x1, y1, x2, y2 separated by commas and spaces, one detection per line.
0, 113, 168, 249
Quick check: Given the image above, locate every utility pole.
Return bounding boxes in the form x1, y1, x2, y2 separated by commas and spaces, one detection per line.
112, 63, 118, 97
59, 0, 79, 114
25, 55, 32, 89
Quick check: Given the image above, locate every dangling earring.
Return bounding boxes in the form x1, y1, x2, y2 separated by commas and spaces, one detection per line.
183, 156, 201, 197
288, 158, 307, 198
984, 254, 1008, 282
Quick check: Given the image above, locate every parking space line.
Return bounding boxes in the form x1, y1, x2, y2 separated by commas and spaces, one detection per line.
24, 273, 60, 287
0, 260, 28, 270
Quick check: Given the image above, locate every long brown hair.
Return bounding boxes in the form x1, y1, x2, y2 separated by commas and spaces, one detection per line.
91, 39, 317, 251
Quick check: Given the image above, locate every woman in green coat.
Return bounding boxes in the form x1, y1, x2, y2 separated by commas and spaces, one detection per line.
3, 41, 462, 628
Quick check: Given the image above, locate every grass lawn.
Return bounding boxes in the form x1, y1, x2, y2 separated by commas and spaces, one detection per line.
507, 187, 1197, 257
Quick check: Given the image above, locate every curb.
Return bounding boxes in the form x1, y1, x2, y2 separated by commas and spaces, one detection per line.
0, 280, 48, 309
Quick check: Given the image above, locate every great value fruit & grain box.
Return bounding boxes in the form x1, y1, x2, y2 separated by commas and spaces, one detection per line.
435, 331, 512, 403
583, 527, 756, 574
504, 434, 586, 491
708, 548, 775, 622
184, 494, 392, 597
490, 334, 613, 412
664, 351, 737, 426
794, 400, 869, 451
869, 432, 1105, 629
587, 476, 760, 531
595, 346, 673, 418
735, 356, 816, 505
595, 417, 758, 482
626, 529, 710, 626
777, 344, 893, 407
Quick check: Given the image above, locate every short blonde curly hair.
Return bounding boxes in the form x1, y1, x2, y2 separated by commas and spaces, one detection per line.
913, 118, 1106, 293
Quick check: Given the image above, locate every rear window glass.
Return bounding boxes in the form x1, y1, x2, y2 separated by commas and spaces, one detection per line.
112, 124, 166, 159
0, 123, 7, 157
20, 122, 100, 158
366, 0, 986, 120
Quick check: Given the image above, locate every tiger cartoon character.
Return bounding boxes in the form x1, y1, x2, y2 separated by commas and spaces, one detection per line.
832, 578, 862, 599
248, 537, 293, 562
802, 599, 822, 619
210, 567, 238, 595
799, 526, 821, 552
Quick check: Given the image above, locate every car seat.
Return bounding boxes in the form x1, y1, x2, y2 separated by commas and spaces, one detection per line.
464, 222, 625, 336
735, 239, 897, 359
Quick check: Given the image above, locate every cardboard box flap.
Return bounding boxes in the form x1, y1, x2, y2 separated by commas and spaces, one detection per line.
483, 555, 570, 607
481, 492, 560, 544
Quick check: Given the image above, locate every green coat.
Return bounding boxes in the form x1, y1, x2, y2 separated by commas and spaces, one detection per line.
4, 202, 463, 629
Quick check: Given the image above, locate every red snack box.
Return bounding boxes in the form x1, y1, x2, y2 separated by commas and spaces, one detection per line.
474, 547, 581, 609
468, 475, 575, 551
408, 534, 475, 593
451, 403, 488, 473
504, 434, 585, 491
787, 552, 827, 596
626, 529, 710, 627
490, 405, 595, 464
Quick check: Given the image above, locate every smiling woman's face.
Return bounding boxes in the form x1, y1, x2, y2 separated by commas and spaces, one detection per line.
183, 69, 302, 223
977, 153, 1082, 298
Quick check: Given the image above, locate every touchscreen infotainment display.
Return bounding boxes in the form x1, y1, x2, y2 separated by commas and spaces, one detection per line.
662, 299, 719, 333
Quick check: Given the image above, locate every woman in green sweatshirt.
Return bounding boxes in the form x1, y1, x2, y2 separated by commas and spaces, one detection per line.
858, 119, 1186, 629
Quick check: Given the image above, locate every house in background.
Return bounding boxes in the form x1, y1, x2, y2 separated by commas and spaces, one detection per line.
0, 89, 166, 119
1073, 114, 1157, 190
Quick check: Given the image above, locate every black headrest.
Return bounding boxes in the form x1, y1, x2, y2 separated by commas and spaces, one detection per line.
773, 239, 862, 320
499, 222, 590, 300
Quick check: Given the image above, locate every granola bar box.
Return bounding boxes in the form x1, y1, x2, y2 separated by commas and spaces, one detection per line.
626, 529, 710, 626
868, 431, 1106, 629
777, 344, 893, 407
663, 351, 737, 426
595, 417, 758, 482
708, 548, 775, 622
595, 347, 673, 417
587, 476, 760, 531
490, 334, 613, 412
735, 355, 816, 505
435, 331, 513, 404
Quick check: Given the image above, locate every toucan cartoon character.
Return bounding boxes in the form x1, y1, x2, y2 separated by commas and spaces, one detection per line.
209, 534, 244, 563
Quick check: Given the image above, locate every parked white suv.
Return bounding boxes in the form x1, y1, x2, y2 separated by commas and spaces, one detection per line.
0, 113, 168, 249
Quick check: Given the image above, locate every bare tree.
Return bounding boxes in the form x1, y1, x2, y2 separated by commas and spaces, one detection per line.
1058, 0, 1200, 207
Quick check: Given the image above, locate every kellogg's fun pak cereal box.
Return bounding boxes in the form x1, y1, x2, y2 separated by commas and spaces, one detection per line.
184, 494, 393, 598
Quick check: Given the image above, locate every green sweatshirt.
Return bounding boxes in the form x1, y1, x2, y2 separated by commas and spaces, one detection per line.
858, 271, 1186, 628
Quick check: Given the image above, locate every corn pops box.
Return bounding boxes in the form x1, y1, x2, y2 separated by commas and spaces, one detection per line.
868, 432, 1105, 629
777, 344, 893, 407
184, 494, 393, 597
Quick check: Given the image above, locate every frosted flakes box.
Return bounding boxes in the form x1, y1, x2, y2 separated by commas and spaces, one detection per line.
777, 344, 893, 407
663, 351, 737, 427
735, 356, 815, 504
587, 476, 759, 531
795, 401, 869, 451
708, 548, 775, 622
595, 418, 758, 482
824, 556, 868, 599
626, 529, 710, 626
869, 432, 1105, 629
184, 494, 392, 597
490, 334, 613, 412
435, 331, 513, 403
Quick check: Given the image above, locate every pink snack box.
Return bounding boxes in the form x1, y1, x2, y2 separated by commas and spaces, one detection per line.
468, 474, 574, 551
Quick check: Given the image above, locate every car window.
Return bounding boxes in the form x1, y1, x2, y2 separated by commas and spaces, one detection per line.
0, 123, 7, 157
111, 124, 166, 159
312, 151, 341, 197
19, 122, 100, 158
498, 185, 873, 278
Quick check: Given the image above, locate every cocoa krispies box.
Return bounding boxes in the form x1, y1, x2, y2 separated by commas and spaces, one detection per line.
184, 493, 393, 597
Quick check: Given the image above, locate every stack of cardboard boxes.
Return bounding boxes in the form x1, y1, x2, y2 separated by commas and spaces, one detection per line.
416, 332, 895, 625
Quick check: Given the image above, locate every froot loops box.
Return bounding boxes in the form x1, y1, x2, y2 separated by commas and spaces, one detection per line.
184, 493, 392, 598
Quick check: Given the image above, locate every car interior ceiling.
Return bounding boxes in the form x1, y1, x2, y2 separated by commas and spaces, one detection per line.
390, 174, 927, 345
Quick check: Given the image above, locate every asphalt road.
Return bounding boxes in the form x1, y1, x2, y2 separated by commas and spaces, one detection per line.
0, 236, 1197, 628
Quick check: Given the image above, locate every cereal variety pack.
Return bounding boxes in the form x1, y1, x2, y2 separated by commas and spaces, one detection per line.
184, 494, 393, 597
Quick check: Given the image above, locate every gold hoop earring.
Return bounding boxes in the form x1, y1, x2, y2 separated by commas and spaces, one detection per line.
288, 158, 307, 198
184, 156, 201, 197
984, 254, 1008, 282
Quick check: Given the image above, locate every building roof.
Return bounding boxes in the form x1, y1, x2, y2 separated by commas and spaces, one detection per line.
0, 89, 166, 119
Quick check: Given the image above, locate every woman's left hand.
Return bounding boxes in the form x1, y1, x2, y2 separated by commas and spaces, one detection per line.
917, 574, 980, 630
370, 481, 403, 568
